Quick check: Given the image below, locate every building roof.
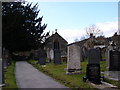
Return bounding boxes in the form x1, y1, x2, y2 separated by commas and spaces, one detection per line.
44, 32, 68, 45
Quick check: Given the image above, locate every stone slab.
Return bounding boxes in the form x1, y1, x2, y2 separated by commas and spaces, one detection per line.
104, 71, 120, 81
66, 44, 81, 74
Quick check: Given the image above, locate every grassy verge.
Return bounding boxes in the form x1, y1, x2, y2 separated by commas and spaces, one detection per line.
29, 59, 120, 88
104, 78, 120, 88
99, 61, 120, 88
100, 61, 106, 72
2, 60, 18, 89
28, 59, 95, 88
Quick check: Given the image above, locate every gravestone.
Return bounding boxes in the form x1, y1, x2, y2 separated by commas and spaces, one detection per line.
37, 48, 47, 65
50, 49, 54, 62
105, 42, 120, 81
34, 50, 40, 60
85, 48, 101, 84
46, 48, 51, 62
66, 44, 81, 75
0, 47, 2, 85
109, 50, 120, 71
54, 49, 61, 64
88, 48, 101, 64
3, 49, 9, 68
0, 47, 5, 86
53, 39, 61, 64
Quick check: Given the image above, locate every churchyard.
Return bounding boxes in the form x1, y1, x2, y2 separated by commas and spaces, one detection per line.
1, 31, 120, 89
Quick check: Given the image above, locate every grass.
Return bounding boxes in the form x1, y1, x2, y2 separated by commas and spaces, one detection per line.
28, 59, 95, 88
28, 59, 120, 89
104, 78, 120, 88
99, 61, 120, 88
2, 60, 18, 89
100, 61, 106, 72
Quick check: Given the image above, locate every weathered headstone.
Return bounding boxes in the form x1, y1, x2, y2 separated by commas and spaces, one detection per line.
105, 42, 120, 81
85, 48, 101, 84
0, 47, 5, 86
81, 46, 88, 61
50, 49, 54, 62
37, 48, 47, 65
54, 49, 61, 64
53, 39, 61, 64
46, 48, 51, 62
0, 47, 2, 85
88, 48, 101, 64
109, 50, 120, 71
3, 49, 9, 68
34, 50, 40, 60
66, 44, 81, 75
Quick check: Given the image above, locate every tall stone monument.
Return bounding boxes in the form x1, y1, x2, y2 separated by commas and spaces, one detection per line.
105, 41, 120, 81
53, 39, 61, 64
66, 44, 81, 75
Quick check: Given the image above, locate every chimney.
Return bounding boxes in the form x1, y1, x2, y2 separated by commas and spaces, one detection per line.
90, 33, 93, 38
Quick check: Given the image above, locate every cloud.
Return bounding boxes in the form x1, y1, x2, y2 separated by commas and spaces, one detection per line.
57, 29, 86, 44
55, 21, 118, 44
96, 21, 118, 37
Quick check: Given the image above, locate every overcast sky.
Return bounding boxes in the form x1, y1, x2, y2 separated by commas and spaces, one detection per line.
25, 1, 118, 44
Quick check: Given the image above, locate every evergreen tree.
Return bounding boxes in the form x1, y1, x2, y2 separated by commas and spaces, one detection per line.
2, 2, 48, 52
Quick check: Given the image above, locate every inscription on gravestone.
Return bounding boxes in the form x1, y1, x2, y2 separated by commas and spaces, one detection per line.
86, 64, 100, 84
88, 48, 101, 64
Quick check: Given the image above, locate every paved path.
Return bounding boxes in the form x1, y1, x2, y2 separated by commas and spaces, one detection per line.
15, 61, 67, 88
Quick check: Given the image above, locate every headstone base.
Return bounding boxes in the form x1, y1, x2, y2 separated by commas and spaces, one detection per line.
0, 83, 6, 87
66, 69, 81, 75
104, 71, 120, 81
86, 64, 101, 84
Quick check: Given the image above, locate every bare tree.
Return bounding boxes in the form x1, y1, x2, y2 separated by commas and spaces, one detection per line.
85, 24, 103, 37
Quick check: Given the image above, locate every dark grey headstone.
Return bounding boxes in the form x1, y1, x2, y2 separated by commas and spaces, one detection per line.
109, 50, 120, 71
2, 59, 5, 84
86, 48, 101, 84
88, 48, 101, 64
54, 49, 61, 64
0, 58, 5, 85
37, 49, 47, 65
38, 57, 46, 65
86, 64, 100, 84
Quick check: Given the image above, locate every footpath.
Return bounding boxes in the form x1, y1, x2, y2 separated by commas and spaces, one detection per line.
15, 61, 67, 88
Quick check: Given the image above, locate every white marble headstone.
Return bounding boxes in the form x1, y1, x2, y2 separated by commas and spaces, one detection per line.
66, 44, 81, 74
50, 49, 54, 62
